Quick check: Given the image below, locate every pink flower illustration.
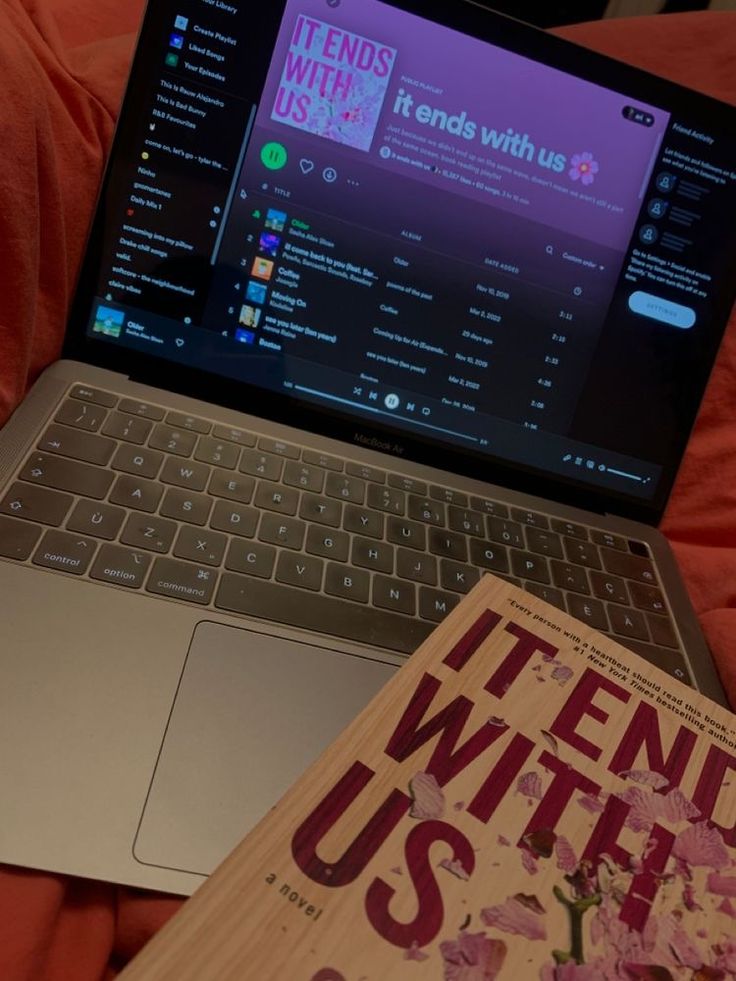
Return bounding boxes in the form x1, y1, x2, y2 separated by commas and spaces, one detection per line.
568, 152, 599, 186
439, 931, 507, 980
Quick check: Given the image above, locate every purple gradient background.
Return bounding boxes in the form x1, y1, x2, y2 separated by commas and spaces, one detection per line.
254, 0, 670, 251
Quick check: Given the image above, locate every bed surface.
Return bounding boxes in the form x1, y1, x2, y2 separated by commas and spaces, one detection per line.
0, 2, 734, 976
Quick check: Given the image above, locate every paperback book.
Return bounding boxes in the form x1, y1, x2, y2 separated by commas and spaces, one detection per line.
122, 574, 736, 980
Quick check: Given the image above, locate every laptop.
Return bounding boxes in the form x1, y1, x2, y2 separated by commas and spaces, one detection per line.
1, 0, 735, 896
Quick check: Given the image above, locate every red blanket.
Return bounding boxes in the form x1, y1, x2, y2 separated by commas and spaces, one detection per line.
0, 2, 734, 976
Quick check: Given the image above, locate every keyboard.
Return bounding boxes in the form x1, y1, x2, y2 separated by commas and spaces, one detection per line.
0, 383, 690, 682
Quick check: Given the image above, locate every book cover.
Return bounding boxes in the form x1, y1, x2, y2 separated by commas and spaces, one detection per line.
271, 14, 397, 152
122, 575, 736, 980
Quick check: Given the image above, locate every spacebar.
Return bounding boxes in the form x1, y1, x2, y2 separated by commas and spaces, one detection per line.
215, 573, 434, 654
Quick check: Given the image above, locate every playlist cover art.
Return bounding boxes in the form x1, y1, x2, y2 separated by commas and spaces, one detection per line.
271, 15, 397, 151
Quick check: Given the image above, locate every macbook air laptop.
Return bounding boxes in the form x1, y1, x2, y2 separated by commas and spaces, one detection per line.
1, 0, 735, 896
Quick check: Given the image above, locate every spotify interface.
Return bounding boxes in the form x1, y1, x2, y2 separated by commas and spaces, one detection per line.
85, 0, 736, 502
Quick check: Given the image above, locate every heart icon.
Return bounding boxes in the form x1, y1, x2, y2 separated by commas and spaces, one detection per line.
299, 159, 315, 175
175, 338, 185, 348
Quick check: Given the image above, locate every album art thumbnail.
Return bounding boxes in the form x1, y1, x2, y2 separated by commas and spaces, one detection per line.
265, 208, 288, 232
246, 281, 268, 304
239, 304, 262, 328
92, 305, 125, 338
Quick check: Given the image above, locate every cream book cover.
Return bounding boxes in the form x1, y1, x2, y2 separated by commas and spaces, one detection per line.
122, 574, 736, 980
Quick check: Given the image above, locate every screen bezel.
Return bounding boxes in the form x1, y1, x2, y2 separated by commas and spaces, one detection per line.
63, 0, 736, 526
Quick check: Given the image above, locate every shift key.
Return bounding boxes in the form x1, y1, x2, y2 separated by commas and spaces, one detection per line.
20, 454, 114, 499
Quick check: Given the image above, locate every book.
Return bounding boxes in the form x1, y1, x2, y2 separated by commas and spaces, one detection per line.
121, 574, 736, 980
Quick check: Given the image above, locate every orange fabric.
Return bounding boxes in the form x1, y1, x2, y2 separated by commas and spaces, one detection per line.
0, 4, 734, 978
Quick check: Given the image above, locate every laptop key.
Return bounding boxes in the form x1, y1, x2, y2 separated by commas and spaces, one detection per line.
617, 638, 691, 685
239, 449, 283, 481
215, 574, 433, 653
32, 530, 97, 575
419, 587, 461, 622
111, 444, 163, 479
523, 582, 566, 611
440, 560, 480, 594
69, 385, 117, 408
159, 488, 212, 526
387, 516, 426, 551
373, 576, 416, 616
146, 558, 217, 604
511, 507, 549, 529
591, 529, 628, 551
525, 527, 563, 559
469, 539, 509, 574
120, 514, 177, 553
117, 399, 165, 421
90, 544, 151, 587
38, 424, 116, 466
510, 550, 550, 584
646, 614, 679, 649
160, 457, 211, 492
302, 449, 343, 472
54, 399, 108, 432
211, 501, 260, 539
110, 475, 163, 513
551, 519, 588, 541
470, 496, 509, 518
566, 594, 608, 632
253, 482, 299, 516
194, 437, 240, 469
353, 537, 394, 574
225, 540, 277, 579
149, 424, 198, 457
174, 526, 227, 566
367, 484, 405, 515
601, 547, 657, 584
324, 563, 370, 603
388, 474, 427, 495
564, 538, 602, 570
429, 528, 468, 562
590, 571, 629, 605
283, 462, 325, 494
275, 552, 324, 590
628, 581, 667, 614
67, 500, 125, 540
101, 413, 153, 445
448, 507, 484, 538
551, 561, 590, 595
1, 482, 73, 526
165, 411, 211, 434
299, 493, 341, 528
21, 454, 114, 500
487, 517, 524, 549
608, 604, 649, 641
258, 513, 305, 549
258, 437, 300, 459
347, 463, 386, 484
325, 472, 366, 504
343, 504, 383, 538
0, 515, 42, 559
306, 526, 350, 562
430, 486, 469, 507
396, 548, 437, 585
212, 424, 256, 447
407, 496, 445, 526
208, 469, 255, 504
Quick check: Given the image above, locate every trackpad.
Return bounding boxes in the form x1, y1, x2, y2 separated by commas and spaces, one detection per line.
133, 622, 397, 876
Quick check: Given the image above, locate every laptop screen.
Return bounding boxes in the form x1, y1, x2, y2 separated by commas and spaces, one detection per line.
70, 0, 736, 521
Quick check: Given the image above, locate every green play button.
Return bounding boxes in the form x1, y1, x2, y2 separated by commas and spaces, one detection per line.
260, 142, 288, 170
